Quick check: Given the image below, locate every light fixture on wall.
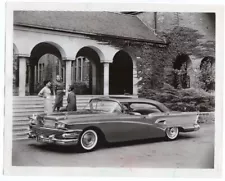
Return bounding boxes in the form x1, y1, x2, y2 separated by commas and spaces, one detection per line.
136, 56, 141, 59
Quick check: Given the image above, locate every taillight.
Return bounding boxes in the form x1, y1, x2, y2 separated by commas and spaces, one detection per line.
195, 115, 199, 124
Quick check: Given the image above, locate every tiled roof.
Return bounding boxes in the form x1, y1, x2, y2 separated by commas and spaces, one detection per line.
14, 11, 164, 44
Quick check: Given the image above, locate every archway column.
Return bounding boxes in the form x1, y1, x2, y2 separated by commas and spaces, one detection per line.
65, 59, 72, 96
18, 55, 29, 96
103, 61, 111, 95
91, 62, 97, 95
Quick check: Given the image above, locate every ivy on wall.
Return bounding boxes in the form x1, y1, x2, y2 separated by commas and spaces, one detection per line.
198, 57, 215, 92
86, 26, 215, 92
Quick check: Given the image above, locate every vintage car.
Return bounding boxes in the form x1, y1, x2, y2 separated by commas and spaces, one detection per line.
28, 97, 200, 151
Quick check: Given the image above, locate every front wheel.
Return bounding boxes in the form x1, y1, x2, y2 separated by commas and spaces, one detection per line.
165, 127, 179, 140
79, 129, 98, 151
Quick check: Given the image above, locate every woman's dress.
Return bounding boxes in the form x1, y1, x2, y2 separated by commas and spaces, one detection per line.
38, 86, 52, 114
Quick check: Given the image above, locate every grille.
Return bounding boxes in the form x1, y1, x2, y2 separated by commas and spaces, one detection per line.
43, 119, 56, 128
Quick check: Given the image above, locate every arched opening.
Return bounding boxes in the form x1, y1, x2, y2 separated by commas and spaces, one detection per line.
173, 54, 192, 89
109, 51, 133, 95
74, 47, 103, 95
199, 56, 215, 92
29, 42, 66, 95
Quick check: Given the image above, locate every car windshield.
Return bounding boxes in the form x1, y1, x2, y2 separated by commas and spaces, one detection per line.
84, 99, 122, 113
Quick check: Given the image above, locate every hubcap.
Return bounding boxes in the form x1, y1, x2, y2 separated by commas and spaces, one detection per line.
166, 127, 179, 139
81, 130, 98, 150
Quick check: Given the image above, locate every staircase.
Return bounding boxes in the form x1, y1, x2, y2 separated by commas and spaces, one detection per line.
13, 95, 100, 140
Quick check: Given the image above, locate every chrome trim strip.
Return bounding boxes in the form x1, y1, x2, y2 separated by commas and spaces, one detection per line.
35, 127, 82, 132
52, 138, 78, 142
70, 120, 155, 127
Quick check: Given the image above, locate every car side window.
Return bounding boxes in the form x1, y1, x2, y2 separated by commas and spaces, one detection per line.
129, 103, 161, 115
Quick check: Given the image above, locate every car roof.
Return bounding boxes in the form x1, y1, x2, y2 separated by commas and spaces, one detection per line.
90, 96, 170, 112
92, 96, 159, 104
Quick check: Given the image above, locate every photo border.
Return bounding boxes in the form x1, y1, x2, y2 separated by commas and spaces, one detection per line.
4, 1, 224, 178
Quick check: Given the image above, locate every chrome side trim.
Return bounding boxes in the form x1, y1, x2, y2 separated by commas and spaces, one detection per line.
70, 120, 156, 126
33, 126, 83, 133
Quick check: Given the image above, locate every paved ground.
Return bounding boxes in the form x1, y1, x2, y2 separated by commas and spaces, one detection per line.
12, 123, 214, 168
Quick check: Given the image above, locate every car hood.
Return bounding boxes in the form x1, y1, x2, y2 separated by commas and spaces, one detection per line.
38, 110, 124, 124
39, 110, 105, 119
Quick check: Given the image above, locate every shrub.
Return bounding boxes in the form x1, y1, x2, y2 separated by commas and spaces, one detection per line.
72, 82, 91, 95
139, 83, 215, 112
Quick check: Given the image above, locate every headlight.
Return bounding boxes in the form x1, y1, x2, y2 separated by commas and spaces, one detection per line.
29, 118, 37, 125
56, 122, 66, 129
29, 114, 38, 125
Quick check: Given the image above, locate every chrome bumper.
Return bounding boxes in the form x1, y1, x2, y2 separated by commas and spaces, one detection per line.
193, 123, 200, 131
28, 132, 79, 146
182, 124, 200, 132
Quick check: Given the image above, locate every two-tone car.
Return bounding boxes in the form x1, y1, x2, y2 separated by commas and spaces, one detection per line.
28, 97, 200, 151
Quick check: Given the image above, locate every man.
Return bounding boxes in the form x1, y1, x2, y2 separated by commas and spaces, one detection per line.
52, 75, 65, 112
67, 84, 77, 111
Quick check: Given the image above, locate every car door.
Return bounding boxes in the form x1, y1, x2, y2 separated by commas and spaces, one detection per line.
126, 102, 166, 140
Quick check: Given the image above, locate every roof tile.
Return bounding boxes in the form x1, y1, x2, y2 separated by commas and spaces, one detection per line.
14, 11, 164, 43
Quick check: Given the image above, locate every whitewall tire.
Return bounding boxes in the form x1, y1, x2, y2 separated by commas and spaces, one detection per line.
80, 129, 98, 151
165, 127, 179, 140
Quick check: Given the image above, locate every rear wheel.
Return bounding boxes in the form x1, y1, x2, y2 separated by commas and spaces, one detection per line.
165, 127, 179, 140
79, 129, 98, 151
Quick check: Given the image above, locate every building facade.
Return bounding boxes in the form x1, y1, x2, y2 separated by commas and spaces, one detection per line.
13, 11, 215, 97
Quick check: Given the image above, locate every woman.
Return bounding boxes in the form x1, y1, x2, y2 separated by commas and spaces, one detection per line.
52, 75, 65, 112
67, 84, 77, 111
38, 80, 52, 115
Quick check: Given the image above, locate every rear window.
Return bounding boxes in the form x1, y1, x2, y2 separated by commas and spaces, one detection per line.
130, 103, 161, 113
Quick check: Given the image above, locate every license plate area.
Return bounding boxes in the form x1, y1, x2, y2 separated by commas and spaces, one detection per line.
37, 135, 53, 143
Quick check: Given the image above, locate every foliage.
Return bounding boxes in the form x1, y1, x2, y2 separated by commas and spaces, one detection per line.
139, 83, 215, 112
72, 81, 91, 95
198, 58, 215, 91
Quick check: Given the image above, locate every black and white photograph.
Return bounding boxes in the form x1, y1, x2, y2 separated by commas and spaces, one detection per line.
3, 1, 224, 178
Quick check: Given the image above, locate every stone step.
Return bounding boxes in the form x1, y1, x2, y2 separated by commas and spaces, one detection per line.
13, 116, 31, 121
13, 96, 96, 101
13, 97, 91, 101
13, 110, 44, 117
13, 130, 29, 137
13, 104, 87, 114
13, 108, 44, 113
13, 136, 28, 141
13, 126, 29, 132
13, 132, 29, 140
13, 121, 30, 127
13, 105, 44, 109
13, 100, 89, 106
